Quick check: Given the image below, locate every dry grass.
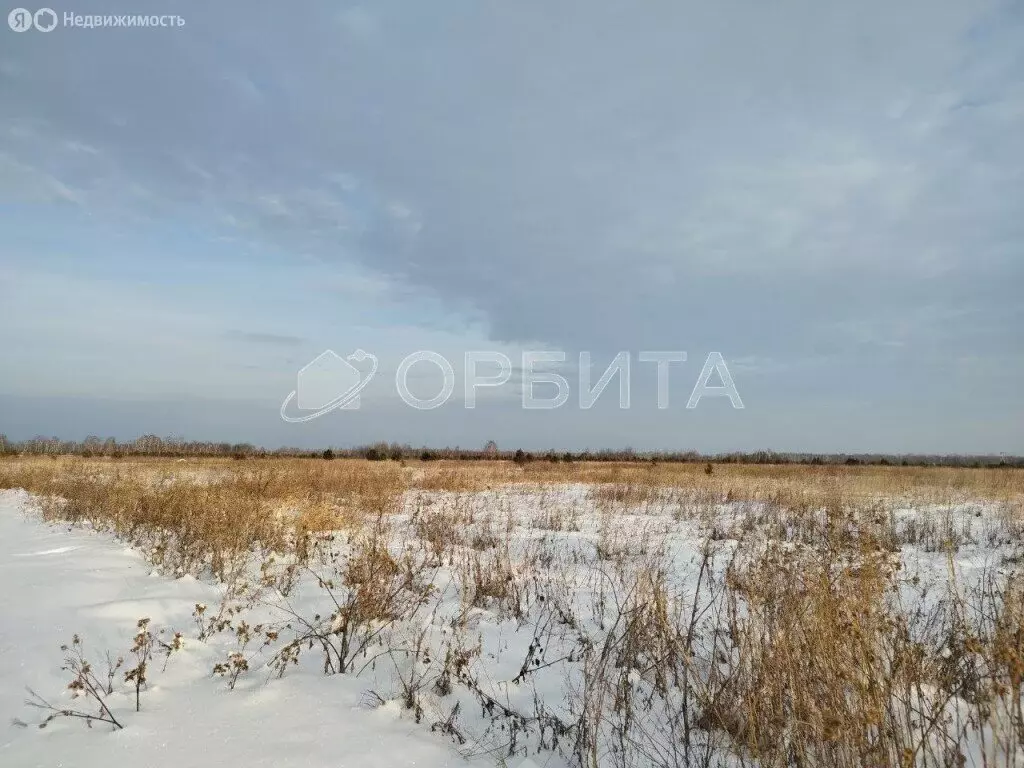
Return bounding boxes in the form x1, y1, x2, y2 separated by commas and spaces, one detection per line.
0, 456, 406, 577
2, 454, 1022, 766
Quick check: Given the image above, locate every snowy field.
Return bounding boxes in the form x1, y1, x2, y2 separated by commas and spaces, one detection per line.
1, 461, 1022, 768
0, 488, 485, 768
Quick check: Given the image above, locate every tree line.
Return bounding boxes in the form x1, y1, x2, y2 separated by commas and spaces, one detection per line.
0, 434, 1020, 468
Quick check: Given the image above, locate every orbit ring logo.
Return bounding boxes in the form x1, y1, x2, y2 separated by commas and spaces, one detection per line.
279, 349, 378, 423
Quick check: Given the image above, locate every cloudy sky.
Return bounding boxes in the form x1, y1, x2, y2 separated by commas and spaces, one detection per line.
1, 0, 1022, 453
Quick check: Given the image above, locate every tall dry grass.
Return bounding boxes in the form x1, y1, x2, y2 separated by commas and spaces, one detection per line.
2, 454, 1021, 766
0, 456, 406, 577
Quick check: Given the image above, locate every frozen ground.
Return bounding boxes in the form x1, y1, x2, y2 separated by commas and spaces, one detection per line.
0, 489, 485, 768
1, 483, 1021, 767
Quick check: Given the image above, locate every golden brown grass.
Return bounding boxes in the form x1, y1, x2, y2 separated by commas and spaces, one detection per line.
0, 455, 406, 577
2, 454, 1022, 766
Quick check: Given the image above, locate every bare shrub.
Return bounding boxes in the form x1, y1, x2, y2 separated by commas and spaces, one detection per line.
27, 619, 182, 730
265, 519, 438, 678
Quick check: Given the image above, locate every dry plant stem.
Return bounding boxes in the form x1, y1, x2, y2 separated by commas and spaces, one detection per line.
25, 687, 123, 730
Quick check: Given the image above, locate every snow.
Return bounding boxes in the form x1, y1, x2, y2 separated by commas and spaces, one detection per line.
1, 482, 1020, 768
0, 489, 487, 768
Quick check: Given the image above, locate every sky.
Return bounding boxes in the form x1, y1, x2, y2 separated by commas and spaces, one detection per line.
1, 0, 1022, 454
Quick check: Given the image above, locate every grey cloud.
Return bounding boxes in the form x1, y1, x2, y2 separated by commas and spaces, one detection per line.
1, 389, 1020, 456
225, 331, 305, 347
2, 0, 1021, 449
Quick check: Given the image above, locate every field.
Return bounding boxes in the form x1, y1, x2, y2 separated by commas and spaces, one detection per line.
1, 456, 1022, 768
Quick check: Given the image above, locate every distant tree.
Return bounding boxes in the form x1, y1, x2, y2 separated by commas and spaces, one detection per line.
420, 449, 435, 461
135, 434, 163, 455
322, 448, 334, 460
483, 440, 499, 456
513, 449, 531, 466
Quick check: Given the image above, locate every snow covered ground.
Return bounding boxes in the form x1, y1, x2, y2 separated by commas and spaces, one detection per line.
0, 489, 487, 768
1, 481, 1021, 768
